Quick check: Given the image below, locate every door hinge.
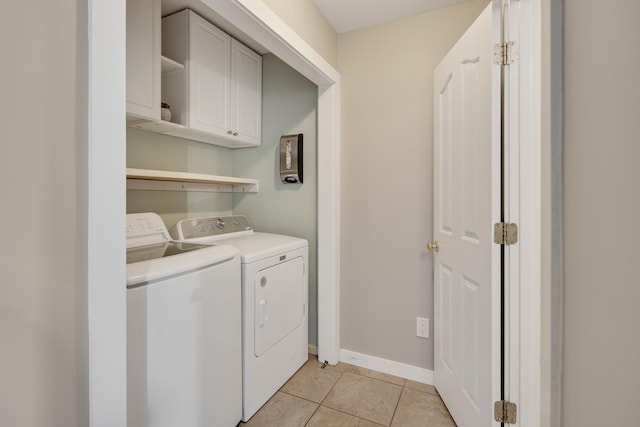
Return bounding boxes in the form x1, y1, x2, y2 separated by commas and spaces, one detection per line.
494, 222, 518, 245
493, 41, 518, 65
494, 400, 517, 424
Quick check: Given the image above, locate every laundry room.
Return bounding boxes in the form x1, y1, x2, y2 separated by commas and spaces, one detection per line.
9, 0, 640, 425
127, 51, 319, 344
125, 3, 321, 422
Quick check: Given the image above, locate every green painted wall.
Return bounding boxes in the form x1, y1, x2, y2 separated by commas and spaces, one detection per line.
127, 128, 235, 228
233, 54, 319, 345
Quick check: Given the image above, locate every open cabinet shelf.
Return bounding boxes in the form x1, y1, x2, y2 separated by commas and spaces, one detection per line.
126, 168, 259, 193
161, 55, 184, 74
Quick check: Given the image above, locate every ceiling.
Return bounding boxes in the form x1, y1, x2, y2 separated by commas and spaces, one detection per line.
312, 0, 473, 33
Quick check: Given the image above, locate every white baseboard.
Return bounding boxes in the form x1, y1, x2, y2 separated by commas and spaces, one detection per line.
339, 349, 434, 385
308, 344, 318, 355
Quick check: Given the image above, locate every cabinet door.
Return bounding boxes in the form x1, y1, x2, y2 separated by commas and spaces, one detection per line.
230, 40, 262, 146
188, 12, 231, 136
126, 0, 160, 121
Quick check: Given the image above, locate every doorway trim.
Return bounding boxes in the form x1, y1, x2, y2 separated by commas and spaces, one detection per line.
87, 0, 127, 425
199, 0, 343, 365
220, 0, 343, 366
504, 0, 543, 423
88, 0, 341, 423
500, 0, 563, 426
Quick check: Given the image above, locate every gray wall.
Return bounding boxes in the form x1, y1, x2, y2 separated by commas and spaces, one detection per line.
562, 1, 640, 425
0, 1, 88, 426
233, 54, 319, 345
338, 0, 488, 370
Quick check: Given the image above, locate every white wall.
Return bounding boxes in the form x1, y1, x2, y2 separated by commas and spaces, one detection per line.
0, 1, 88, 426
562, 1, 640, 425
233, 54, 319, 345
338, 0, 489, 370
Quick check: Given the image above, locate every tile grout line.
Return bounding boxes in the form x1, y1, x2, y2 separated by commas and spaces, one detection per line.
300, 361, 344, 426
311, 367, 389, 427
277, 356, 450, 427
321, 367, 402, 426
388, 382, 410, 427
312, 364, 391, 425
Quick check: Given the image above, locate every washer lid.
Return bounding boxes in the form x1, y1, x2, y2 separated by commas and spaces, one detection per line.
126, 243, 238, 287
126, 241, 215, 264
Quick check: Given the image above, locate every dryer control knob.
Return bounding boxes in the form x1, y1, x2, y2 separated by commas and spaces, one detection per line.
215, 218, 225, 229
260, 276, 267, 287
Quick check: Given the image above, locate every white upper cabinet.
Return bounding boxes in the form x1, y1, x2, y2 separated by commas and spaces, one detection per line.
188, 13, 231, 137
231, 40, 262, 146
126, 0, 161, 121
161, 10, 262, 147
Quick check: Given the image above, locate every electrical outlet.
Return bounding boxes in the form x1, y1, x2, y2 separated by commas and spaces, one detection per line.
416, 317, 429, 339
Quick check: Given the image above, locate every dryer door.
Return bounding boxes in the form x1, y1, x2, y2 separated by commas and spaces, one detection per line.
254, 256, 304, 357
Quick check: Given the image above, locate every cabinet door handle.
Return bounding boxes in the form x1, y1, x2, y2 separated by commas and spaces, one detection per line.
233, 132, 239, 136
227, 130, 233, 135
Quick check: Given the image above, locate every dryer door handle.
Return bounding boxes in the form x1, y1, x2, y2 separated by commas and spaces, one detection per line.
258, 300, 268, 326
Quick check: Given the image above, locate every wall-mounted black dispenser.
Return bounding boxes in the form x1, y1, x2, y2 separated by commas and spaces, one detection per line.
280, 134, 303, 184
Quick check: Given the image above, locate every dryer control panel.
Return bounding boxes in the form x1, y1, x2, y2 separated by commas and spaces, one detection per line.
172, 215, 253, 240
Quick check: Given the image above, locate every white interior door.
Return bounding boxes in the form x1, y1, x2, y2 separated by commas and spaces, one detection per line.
433, 5, 500, 426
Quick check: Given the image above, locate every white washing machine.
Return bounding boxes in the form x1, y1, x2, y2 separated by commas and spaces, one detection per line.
171, 216, 309, 421
126, 213, 242, 427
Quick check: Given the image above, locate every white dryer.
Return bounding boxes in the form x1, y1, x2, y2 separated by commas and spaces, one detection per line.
171, 216, 308, 421
126, 213, 242, 427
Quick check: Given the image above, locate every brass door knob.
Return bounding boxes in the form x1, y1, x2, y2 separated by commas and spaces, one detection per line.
426, 241, 440, 252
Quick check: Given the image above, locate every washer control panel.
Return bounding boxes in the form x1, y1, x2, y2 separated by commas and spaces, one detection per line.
126, 212, 171, 248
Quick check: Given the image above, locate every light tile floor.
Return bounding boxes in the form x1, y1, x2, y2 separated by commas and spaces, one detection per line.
240, 355, 457, 426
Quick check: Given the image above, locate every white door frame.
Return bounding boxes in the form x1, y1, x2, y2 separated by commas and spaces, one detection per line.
87, 0, 341, 424
503, 0, 542, 422
87, 0, 127, 425
205, 0, 343, 365
499, 0, 562, 426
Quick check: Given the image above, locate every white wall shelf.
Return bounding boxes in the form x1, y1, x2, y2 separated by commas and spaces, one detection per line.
126, 168, 258, 193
